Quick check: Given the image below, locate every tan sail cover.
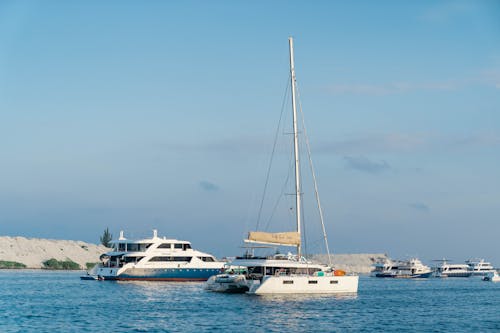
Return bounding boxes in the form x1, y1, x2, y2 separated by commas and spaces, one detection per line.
245, 231, 301, 246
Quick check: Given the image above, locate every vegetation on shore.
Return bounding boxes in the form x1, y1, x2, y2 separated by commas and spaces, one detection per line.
42, 258, 81, 270
100, 227, 113, 248
0, 260, 27, 269
86, 262, 99, 270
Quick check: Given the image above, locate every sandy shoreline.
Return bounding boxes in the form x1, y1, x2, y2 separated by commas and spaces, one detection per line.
0, 236, 108, 269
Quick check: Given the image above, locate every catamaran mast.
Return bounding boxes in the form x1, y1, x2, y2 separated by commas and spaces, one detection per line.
289, 37, 302, 258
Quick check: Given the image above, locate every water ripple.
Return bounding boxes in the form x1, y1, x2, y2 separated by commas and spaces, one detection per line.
0, 271, 499, 332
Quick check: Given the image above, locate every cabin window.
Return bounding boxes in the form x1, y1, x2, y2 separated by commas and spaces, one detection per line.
150, 257, 168, 262
127, 244, 141, 252
198, 257, 215, 262
283, 280, 294, 284
124, 256, 144, 263
183, 244, 192, 250
149, 256, 192, 262
175, 257, 192, 262
308, 280, 318, 284
118, 243, 126, 251
174, 243, 183, 249
248, 266, 263, 274
330, 280, 338, 284
158, 243, 171, 249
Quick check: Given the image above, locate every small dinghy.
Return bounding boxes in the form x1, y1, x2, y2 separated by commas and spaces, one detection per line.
205, 271, 249, 293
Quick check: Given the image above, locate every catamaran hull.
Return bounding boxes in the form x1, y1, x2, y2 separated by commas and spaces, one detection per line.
96, 267, 222, 281
247, 275, 359, 294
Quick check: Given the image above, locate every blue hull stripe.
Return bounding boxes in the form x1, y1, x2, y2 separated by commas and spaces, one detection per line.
107, 268, 222, 281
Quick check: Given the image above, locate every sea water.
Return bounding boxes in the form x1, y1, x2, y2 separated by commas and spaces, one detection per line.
0, 270, 499, 332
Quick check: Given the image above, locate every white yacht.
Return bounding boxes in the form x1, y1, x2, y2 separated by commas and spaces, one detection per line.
205, 37, 359, 295
466, 258, 495, 276
371, 258, 405, 277
433, 259, 472, 278
86, 230, 225, 281
374, 258, 432, 278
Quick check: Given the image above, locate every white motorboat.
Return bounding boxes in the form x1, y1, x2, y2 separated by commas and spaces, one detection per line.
466, 258, 495, 276
205, 37, 358, 294
88, 229, 225, 281
205, 267, 250, 293
433, 259, 472, 278
374, 258, 432, 278
371, 258, 405, 277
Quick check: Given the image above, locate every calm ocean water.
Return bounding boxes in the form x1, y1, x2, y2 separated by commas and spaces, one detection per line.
0, 270, 499, 332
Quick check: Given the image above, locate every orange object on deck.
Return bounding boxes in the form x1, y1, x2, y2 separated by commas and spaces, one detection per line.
334, 270, 346, 276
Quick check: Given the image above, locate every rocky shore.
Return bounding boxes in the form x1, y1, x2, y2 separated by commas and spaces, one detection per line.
312, 253, 389, 274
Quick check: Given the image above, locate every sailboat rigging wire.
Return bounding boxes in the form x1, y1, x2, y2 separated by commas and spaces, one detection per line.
255, 75, 291, 231
296, 82, 333, 268
263, 146, 294, 232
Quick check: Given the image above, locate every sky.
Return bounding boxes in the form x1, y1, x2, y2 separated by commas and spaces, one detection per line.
1, 1, 499, 266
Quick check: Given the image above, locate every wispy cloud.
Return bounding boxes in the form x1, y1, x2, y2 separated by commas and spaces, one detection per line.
326, 68, 500, 96
199, 181, 220, 192
418, 1, 475, 23
317, 132, 500, 155
328, 81, 456, 96
409, 202, 430, 213
318, 133, 427, 155
480, 68, 500, 89
153, 132, 500, 159
344, 156, 391, 174
158, 137, 269, 154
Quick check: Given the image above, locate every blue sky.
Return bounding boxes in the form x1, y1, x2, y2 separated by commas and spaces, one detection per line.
1, 1, 499, 265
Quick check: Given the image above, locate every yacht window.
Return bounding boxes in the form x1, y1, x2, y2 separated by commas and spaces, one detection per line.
198, 257, 215, 262
174, 243, 183, 249
330, 280, 338, 284
127, 244, 141, 252
149, 257, 169, 262
124, 256, 144, 263
149, 256, 192, 262
118, 243, 126, 251
183, 243, 192, 250
158, 243, 172, 249
308, 280, 318, 284
283, 280, 294, 284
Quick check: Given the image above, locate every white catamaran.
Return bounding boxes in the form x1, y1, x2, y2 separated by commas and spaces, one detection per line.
205, 37, 359, 294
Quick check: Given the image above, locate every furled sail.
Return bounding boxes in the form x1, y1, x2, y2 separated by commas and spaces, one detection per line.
245, 231, 301, 247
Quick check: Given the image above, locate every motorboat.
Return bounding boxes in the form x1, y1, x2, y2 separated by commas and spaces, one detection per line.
374, 258, 432, 278
432, 259, 472, 278
205, 267, 250, 293
371, 258, 405, 277
205, 38, 359, 294
466, 258, 495, 276
482, 270, 500, 282
87, 229, 225, 281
